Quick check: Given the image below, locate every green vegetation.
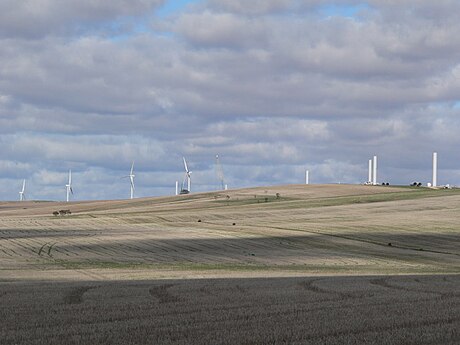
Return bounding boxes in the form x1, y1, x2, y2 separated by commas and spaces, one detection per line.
273, 188, 459, 209
48, 259, 459, 275
213, 187, 460, 210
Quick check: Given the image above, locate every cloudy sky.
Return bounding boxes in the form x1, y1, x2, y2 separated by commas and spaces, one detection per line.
1, 0, 460, 201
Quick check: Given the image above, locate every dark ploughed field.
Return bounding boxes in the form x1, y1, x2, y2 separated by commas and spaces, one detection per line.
1, 274, 459, 345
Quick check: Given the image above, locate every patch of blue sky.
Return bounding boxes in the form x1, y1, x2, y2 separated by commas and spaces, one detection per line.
318, 3, 370, 19
156, 0, 202, 17
105, 1, 202, 42
426, 101, 460, 110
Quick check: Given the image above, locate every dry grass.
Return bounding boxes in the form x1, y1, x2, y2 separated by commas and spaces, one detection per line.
0, 184, 459, 278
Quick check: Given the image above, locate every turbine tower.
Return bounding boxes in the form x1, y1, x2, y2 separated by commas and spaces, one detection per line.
372, 155, 378, 185
65, 170, 73, 202
181, 157, 191, 194
305, 170, 309, 185
432, 152, 437, 187
368, 159, 372, 183
215, 154, 227, 190
123, 162, 135, 199
19, 179, 26, 201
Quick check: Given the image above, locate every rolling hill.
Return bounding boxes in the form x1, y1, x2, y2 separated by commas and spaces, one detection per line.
1, 184, 459, 280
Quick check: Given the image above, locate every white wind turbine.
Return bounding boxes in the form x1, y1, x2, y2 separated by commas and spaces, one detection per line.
19, 179, 26, 201
65, 170, 73, 202
181, 157, 191, 194
215, 154, 227, 190
123, 162, 135, 199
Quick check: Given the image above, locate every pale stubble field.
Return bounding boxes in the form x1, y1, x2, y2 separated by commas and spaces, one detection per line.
0, 184, 459, 344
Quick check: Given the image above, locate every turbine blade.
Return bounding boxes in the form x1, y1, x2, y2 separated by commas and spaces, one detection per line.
70, 187, 73, 195
183, 157, 188, 173
130, 161, 134, 175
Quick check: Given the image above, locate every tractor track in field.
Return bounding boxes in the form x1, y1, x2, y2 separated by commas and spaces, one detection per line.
149, 284, 179, 303
63, 285, 99, 305
369, 277, 460, 299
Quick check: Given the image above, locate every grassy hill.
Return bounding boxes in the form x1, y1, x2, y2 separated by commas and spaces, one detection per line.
0, 184, 459, 279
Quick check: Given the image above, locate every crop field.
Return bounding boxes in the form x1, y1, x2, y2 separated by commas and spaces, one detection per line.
0, 184, 459, 278
0, 184, 459, 344
1, 275, 459, 344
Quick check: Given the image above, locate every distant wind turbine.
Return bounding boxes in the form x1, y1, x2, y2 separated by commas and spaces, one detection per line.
19, 179, 26, 201
180, 157, 191, 194
123, 162, 135, 199
215, 154, 227, 190
65, 170, 73, 202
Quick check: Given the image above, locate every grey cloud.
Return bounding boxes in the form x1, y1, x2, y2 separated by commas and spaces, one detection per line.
167, 13, 460, 115
3, 7, 457, 130
367, 0, 460, 21
0, 134, 166, 171
0, 160, 31, 178
0, 0, 165, 39
209, 0, 460, 19
2, 1, 460, 200
206, 0, 293, 15
173, 11, 269, 48
207, 119, 330, 142
0, 37, 175, 115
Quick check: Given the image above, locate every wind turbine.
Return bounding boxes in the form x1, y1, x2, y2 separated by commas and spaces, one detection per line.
215, 154, 227, 190
123, 162, 135, 199
181, 157, 191, 194
65, 170, 73, 202
19, 179, 26, 201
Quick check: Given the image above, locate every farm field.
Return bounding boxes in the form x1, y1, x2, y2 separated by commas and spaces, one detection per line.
0, 184, 459, 279
1, 275, 459, 344
0, 184, 459, 344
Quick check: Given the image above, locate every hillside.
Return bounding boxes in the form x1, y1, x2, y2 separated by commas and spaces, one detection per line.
0, 184, 459, 280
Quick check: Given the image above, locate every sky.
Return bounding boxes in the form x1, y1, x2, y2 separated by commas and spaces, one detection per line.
1, 0, 460, 201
